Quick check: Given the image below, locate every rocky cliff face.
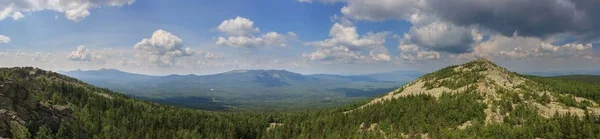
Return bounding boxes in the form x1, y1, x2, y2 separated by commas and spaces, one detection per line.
351, 58, 600, 124
0, 79, 72, 138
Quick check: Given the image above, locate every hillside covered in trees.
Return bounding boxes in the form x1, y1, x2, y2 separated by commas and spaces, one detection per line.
2, 58, 600, 138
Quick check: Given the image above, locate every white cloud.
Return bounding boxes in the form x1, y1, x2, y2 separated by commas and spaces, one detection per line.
0, 35, 10, 44
369, 51, 391, 61
498, 48, 531, 60
67, 45, 111, 63
311, 23, 389, 50
304, 46, 364, 62
305, 23, 391, 63
216, 36, 263, 48
535, 43, 594, 59
0, 0, 135, 22
15, 51, 25, 56
204, 52, 224, 60
33, 52, 52, 62
398, 44, 440, 62
261, 32, 289, 47
217, 16, 259, 36
306, 0, 600, 64
67, 46, 91, 62
215, 17, 295, 48
11, 12, 23, 20
134, 29, 195, 67
449, 35, 596, 60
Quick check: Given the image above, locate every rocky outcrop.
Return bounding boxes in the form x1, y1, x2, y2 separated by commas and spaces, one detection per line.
266, 123, 284, 131
349, 58, 600, 124
0, 82, 72, 138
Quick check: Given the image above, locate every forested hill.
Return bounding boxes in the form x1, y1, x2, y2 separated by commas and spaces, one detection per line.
0, 67, 270, 138
3, 58, 600, 138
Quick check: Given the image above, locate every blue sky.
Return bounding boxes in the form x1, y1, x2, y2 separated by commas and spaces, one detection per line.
0, 0, 599, 75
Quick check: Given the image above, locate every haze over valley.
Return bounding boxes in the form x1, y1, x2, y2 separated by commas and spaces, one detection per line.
59, 69, 419, 111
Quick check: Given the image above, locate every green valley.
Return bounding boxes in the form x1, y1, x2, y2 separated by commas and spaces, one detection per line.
59, 69, 415, 111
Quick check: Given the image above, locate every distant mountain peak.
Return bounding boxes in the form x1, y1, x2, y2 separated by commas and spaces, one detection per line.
352, 58, 600, 125
475, 57, 492, 62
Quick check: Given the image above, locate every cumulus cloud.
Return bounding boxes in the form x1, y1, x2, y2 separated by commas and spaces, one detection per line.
216, 36, 262, 48
304, 46, 364, 63
448, 34, 596, 60
67, 46, 91, 61
400, 22, 480, 54
304, 23, 392, 63
302, 0, 600, 62
215, 17, 295, 48
304, 46, 391, 63
261, 32, 290, 47
217, 16, 260, 36
0, 35, 10, 44
134, 29, 195, 67
15, 51, 25, 56
33, 52, 52, 62
0, 0, 135, 22
311, 23, 389, 50
332, 0, 600, 41
425, 0, 600, 40
204, 52, 224, 60
398, 44, 440, 62
67, 45, 111, 63
215, 32, 292, 48
535, 43, 594, 59
459, 35, 542, 60
498, 48, 531, 60
341, 0, 422, 22
11, 12, 23, 20
393, 22, 478, 62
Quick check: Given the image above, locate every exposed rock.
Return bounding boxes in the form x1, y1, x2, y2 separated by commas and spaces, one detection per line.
348, 58, 600, 125
0, 109, 24, 138
368, 123, 378, 132
457, 121, 473, 130
357, 122, 366, 134
266, 123, 284, 132
0, 82, 72, 138
401, 132, 429, 139
532, 102, 600, 118
357, 123, 388, 138
97, 93, 114, 99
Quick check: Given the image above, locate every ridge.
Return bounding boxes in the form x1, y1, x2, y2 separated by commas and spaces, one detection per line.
350, 58, 600, 125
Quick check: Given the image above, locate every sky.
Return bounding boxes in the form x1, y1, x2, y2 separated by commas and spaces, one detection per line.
0, 0, 599, 75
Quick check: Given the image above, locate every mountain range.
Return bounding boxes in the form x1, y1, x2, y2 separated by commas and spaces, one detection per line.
2, 59, 600, 138
59, 69, 421, 111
